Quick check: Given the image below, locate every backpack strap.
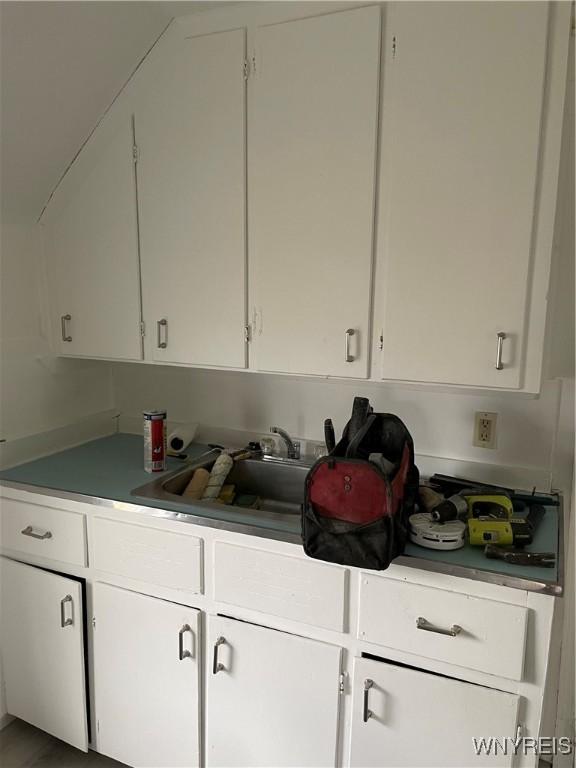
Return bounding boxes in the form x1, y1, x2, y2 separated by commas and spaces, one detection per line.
345, 413, 378, 459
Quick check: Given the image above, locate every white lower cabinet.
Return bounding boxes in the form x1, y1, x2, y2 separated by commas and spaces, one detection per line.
93, 582, 201, 768
0, 557, 89, 751
206, 615, 342, 767
349, 657, 520, 768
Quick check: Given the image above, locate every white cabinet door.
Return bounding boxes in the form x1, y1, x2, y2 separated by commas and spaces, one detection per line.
0, 557, 88, 750
206, 615, 342, 767
137, 29, 246, 368
376, 3, 549, 388
349, 657, 519, 768
47, 116, 142, 361
93, 582, 201, 768
250, 7, 380, 378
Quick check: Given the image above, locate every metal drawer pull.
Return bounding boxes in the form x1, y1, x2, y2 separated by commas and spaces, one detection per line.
213, 636, 225, 674
495, 331, 506, 370
345, 328, 355, 363
21, 525, 52, 540
61, 314, 72, 342
60, 595, 73, 627
178, 624, 193, 660
363, 679, 373, 722
416, 616, 462, 637
157, 318, 168, 349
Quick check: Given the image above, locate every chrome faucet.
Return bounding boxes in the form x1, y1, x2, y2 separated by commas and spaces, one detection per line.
270, 426, 301, 460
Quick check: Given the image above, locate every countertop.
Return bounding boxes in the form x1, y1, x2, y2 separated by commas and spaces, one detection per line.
0, 434, 563, 595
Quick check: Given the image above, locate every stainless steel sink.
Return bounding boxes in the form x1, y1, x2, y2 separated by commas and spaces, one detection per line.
131, 454, 311, 522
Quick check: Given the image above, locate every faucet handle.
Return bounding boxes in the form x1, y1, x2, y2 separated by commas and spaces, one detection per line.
260, 436, 277, 455
292, 441, 301, 461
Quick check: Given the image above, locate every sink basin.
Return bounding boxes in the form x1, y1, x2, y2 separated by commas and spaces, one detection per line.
131, 454, 311, 522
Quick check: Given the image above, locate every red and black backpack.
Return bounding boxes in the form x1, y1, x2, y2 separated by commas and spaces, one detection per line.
302, 402, 419, 570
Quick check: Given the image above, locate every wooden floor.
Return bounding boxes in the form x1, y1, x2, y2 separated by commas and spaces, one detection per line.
0, 719, 126, 768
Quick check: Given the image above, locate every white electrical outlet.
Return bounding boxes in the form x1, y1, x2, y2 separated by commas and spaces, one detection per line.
473, 411, 498, 449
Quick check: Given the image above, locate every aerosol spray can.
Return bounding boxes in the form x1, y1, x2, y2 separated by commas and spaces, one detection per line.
143, 410, 167, 473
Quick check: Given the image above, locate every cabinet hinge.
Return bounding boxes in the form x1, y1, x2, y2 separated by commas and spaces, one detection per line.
132, 144, 139, 163
339, 672, 346, 694
92, 616, 96, 628
244, 324, 251, 343
392, 35, 397, 58
379, 332, 384, 351
140, 321, 146, 338
243, 59, 250, 80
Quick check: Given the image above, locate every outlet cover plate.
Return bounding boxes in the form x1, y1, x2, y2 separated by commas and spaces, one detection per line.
473, 411, 498, 449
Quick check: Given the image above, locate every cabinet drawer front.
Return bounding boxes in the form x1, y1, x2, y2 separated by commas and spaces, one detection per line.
358, 575, 527, 680
92, 517, 202, 594
214, 542, 346, 631
0, 498, 87, 567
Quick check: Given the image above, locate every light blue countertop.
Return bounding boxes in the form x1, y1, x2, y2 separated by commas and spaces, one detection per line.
0, 434, 562, 594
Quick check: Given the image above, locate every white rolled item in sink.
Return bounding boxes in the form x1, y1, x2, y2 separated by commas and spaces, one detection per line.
202, 453, 234, 500
168, 423, 198, 452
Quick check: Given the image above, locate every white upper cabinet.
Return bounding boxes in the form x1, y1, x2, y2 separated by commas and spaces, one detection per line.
374, 2, 558, 389
137, 28, 247, 368
249, 6, 381, 378
40, 2, 569, 390
45, 116, 142, 361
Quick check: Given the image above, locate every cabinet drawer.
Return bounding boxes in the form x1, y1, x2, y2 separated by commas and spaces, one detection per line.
214, 542, 346, 631
92, 517, 203, 593
358, 575, 528, 680
0, 497, 87, 567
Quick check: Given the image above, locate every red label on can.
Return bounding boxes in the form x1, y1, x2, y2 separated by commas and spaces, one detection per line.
150, 418, 165, 465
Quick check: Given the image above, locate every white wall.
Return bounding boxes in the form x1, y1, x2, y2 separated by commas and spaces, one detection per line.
112, 362, 564, 485
0, 3, 173, 471
0, 214, 115, 468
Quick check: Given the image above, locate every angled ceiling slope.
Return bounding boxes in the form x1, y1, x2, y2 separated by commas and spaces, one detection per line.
0, 1, 222, 220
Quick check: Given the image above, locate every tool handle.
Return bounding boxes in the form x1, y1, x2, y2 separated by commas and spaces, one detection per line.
324, 419, 336, 453
484, 544, 556, 567
348, 397, 371, 441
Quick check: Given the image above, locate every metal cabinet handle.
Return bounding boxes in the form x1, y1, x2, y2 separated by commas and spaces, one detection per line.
61, 314, 72, 342
157, 318, 168, 349
495, 332, 506, 370
60, 595, 73, 627
213, 636, 225, 674
345, 328, 355, 363
178, 624, 193, 660
363, 679, 373, 722
21, 525, 52, 540
416, 616, 462, 637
